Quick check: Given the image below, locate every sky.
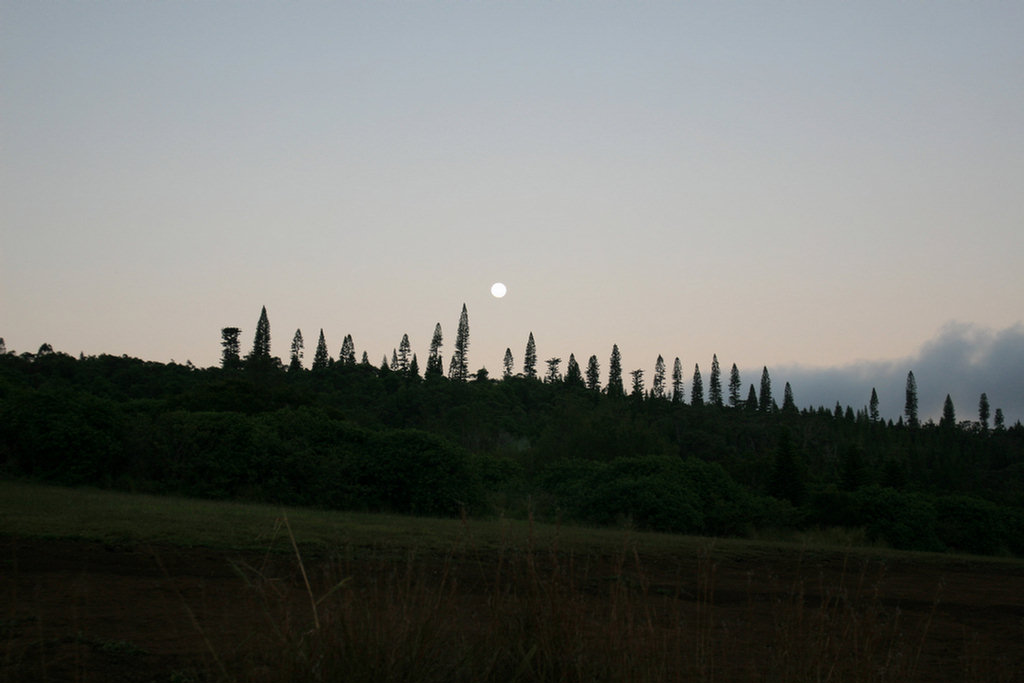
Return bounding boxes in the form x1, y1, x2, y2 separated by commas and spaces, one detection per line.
2, 2, 1023, 424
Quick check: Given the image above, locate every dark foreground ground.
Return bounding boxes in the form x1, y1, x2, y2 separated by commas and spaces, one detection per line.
3, 535, 1023, 682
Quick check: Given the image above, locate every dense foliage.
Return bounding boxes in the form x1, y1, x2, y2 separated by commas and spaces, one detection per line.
1, 343, 1022, 556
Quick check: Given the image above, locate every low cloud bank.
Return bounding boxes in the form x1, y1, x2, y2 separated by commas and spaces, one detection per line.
776, 322, 1024, 426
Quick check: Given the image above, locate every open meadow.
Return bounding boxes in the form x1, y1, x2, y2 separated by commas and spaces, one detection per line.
2, 480, 1023, 682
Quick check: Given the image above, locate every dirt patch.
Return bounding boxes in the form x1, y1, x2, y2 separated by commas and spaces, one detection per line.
3, 535, 1023, 682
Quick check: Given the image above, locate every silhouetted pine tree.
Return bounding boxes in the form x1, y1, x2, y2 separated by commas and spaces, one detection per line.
339, 334, 356, 366
408, 354, 420, 379
565, 354, 584, 388
691, 364, 704, 406
728, 363, 741, 407
220, 327, 242, 369
449, 304, 469, 382
360, 351, 370, 365
630, 369, 645, 400
545, 358, 562, 383
586, 355, 601, 391
248, 306, 272, 369
746, 385, 758, 410
390, 349, 399, 372
523, 333, 537, 379
708, 355, 723, 406
759, 367, 772, 413
289, 329, 304, 372
979, 393, 990, 432
397, 334, 411, 374
426, 324, 443, 379
994, 408, 1005, 431
607, 344, 623, 397
651, 355, 666, 399
312, 329, 330, 371
941, 394, 956, 429
672, 357, 684, 404
502, 348, 514, 379
905, 371, 919, 428
782, 382, 796, 414
869, 388, 880, 422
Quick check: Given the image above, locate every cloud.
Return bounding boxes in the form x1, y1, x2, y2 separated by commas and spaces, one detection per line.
775, 322, 1024, 426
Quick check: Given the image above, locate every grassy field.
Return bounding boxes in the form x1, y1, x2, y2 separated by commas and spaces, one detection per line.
4, 479, 1024, 682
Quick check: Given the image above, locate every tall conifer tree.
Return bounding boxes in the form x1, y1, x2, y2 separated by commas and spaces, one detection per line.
289, 329, 304, 371
759, 367, 773, 413
565, 353, 584, 387
651, 355, 666, 399
691, 364, 704, 406
709, 354, 723, 406
502, 348, 514, 379
249, 306, 271, 367
397, 334, 411, 374
544, 358, 562, 383
312, 329, 330, 371
523, 333, 538, 379
220, 327, 241, 369
869, 388, 880, 422
449, 304, 469, 381
728, 363, 741, 407
630, 369, 645, 400
782, 382, 796, 413
978, 393, 990, 432
339, 334, 356, 366
586, 355, 601, 391
941, 394, 956, 429
607, 344, 623, 397
904, 371, 919, 428
672, 357, 684, 403
426, 323, 443, 378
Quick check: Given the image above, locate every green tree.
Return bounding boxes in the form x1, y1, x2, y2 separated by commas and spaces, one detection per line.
607, 344, 624, 397
408, 354, 420, 379
248, 306, 272, 367
544, 357, 562, 383
585, 355, 601, 391
426, 324, 444, 379
904, 371, 919, 428
339, 334, 356, 366
312, 329, 330, 371
502, 348, 514, 379
523, 332, 538, 379
672, 357, 684, 403
708, 354, 723, 406
940, 394, 956, 429
869, 388, 880, 422
651, 355, 666, 399
759, 366, 772, 413
728, 363, 741, 407
289, 329, 304, 371
220, 327, 241, 369
565, 353, 584, 388
978, 393, 990, 432
691, 364, 704, 406
449, 304, 469, 382
746, 384, 758, 410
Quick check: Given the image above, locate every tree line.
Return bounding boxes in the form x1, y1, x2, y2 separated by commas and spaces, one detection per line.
1, 307, 1022, 556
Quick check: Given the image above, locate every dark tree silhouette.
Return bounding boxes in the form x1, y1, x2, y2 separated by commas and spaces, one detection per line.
728, 363, 741, 407
759, 367, 772, 413
449, 304, 469, 382
746, 384, 758, 410
339, 334, 356, 366
220, 327, 241, 369
502, 348, 514, 379
408, 354, 420, 379
651, 355, 666, 399
397, 334, 411, 374
782, 382, 796, 414
289, 329, 304, 372
312, 329, 330, 371
607, 344, 623, 397
426, 324, 444, 379
979, 393, 990, 432
630, 369, 645, 400
585, 355, 601, 391
544, 358, 562, 383
523, 333, 537, 379
994, 408, 1005, 431
248, 306, 271, 367
709, 354, 723, 406
672, 357, 684, 404
941, 394, 956, 429
565, 353, 584, 388
869, 388, 880, 422
769, 429, 805, 505
905, 371, 919, 428
691, 364, 704, 406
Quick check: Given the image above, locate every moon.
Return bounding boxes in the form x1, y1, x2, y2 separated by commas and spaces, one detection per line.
490, 282, 507, 298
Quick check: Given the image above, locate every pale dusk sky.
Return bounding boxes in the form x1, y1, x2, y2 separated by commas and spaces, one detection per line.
2, 2, 1022, 422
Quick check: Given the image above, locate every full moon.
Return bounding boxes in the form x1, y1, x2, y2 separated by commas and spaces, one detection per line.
490, 282, 507, 298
